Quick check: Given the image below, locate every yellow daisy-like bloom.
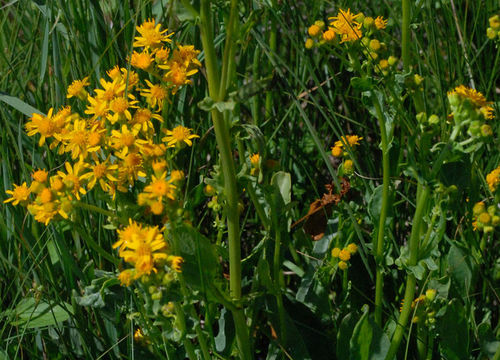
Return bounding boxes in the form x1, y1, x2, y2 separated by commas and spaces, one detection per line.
331, 247, 341, 258
107, 95, 138, 124
133, 19, 173, 49
162, 125, 199, 147
130, 50, 154, 70
116, 151, 146, 188
132, 108, 163, 134
322, 28, 337, 41
140, 80, 168, 111
114, 219, 144, 253
448, 85, 490, 108
57, 161, 88, 200
155, 46, 170, 64
67, 77, 90, 100
170, 170, 185, 184
118, 269, 135, 286
162, 62, 198, 92
107, 65, 121, 81
374, 16, 388, 30
335, 134, 363, 148
25, 109, 57, 146
32, 169, 49, 183
329, 8, 363, 43
95, 78, 127, 102
109, 125, 142, 155
171, 45, 201, 69
4, 182, 31, 205
486, 165, 500, 192
61, 118, 90, 160
120, 225, 169, 277
143, 172, 176, 201
150, 201, 164, 215
85, 96, 109, 120
82, 157, 118, 192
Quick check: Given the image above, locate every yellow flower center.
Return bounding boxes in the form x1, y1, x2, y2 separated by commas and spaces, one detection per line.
33, 170, 48, 183
135, 243, 154, 274
39, 188, 53, 204
38, 120, 55, 136
13, 186, 30, 201
93, 163, 107, 178
71, 130, 87, 146
150, 84, 167, 100
121, 132, 136, 147
134, 109, 152, 124
172, 126, 190, 141
151, 179, 169, 196
88, 132, 102, 147
111, 98, 129, 114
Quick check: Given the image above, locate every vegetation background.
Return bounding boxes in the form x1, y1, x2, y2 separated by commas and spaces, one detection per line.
1, 0, 499, 359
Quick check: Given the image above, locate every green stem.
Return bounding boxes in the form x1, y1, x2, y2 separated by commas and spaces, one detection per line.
385, 186, 430, 360
73, 201, 119, 221
492, 341, 500, 360
199, 1, 252, 358
402, 0, 411, 72
417, 322, 427, 360
271, 192, 286, 344
265, 1, 277, 118
373, 93, 391, 326
425, 335, 434, 360
174, 302, 197, 360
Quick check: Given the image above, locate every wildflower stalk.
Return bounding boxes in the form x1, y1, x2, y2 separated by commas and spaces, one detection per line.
373, 93, 390, 326
402, 0, 411, 71
385, 186, 430, 360
199, 0, 252, 358
265, 0, 278, 118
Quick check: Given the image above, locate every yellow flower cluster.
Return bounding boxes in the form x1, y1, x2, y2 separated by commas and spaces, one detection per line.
113, 220, 182, 286
331, 134, 362, 175
472, 201, 499, 233
447, 85, 495, 138
487, 15, 500, 40
331, 243, 358, 270
486, 165, 500, 193
4, 19, 200, 223
305, 9, 387, 49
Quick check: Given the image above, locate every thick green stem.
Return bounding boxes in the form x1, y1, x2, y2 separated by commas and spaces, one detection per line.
199, 1, 252, 358
402, 0, 411, 72
385, 186, 430, 360
373, 94, 391, 326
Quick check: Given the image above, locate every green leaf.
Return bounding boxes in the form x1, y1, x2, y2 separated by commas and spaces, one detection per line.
197, 96, 236, 112
9, 298, 73, 329
337, 312, 360, 359
215, 308, 235, 355
349, 307, 390, 360
174, 223, 219, 293
437, 299, 469, 360
351, 77, 373, 91
271, 171, 291, 205
0, 93, 43, 117
447, 244, 475, 297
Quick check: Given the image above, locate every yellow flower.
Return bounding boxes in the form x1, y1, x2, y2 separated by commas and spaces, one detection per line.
489, 14, 500, 30
95, 78, 127, 102
308, 24, 321, 37
480, 106, 495, 120
60, 118, 92, 160
114, 219, 144, 252
338, 261, 348, 270
116, 151, 146, 187
168, 255, 184, 272
119, 225, 169, 277
82, 157, 118, 192
109, 125, 142, 155
67, 77, 90, 100
331, 146, 343, 157
25, 109, 56, 146
347, 243, 358, 254
374, 16, 388, 30
162, 125, 199, 147
32, 169, 49, 183
322, 28, 336, 42
132, 108, 163, 133
448, 85, 490, 108
4, 182, 31, 205
57, 161, 88, 200
170, 170, 185, 183
162, 62, 197, 92
486, 166, 500, 192
339, 249, 351, 261
140, 80, 168, 111
155, 46, 170, 64
250, 153, 260, 167
107, 95, 138, 124
130, 50, 154, 70
329, 8, 363, 43
305, 38, 314, 49
118, 269, 135, 286
143, 172, 176, 201
331, 247, 341, 258
85, 96, 109, 120
171, 45, 201, 69
133, 19, 173, 49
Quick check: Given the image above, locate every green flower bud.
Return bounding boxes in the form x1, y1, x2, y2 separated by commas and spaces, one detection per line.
428, 114, 440, 125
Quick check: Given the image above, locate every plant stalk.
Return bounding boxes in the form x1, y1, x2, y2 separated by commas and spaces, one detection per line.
385, 186, 430, 360
402, 0, 411, 72
199, 1, 252, 358
373, 94, 390, 326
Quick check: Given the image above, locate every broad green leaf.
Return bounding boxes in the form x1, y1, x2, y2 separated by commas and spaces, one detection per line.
0, 93, 43, 117
271, 171, 291, 205
337, 312, 360, 359
447, 244, 475, 297
438, 299, 469, 360
9, 298, 73, 328
349, 307, 390, 360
